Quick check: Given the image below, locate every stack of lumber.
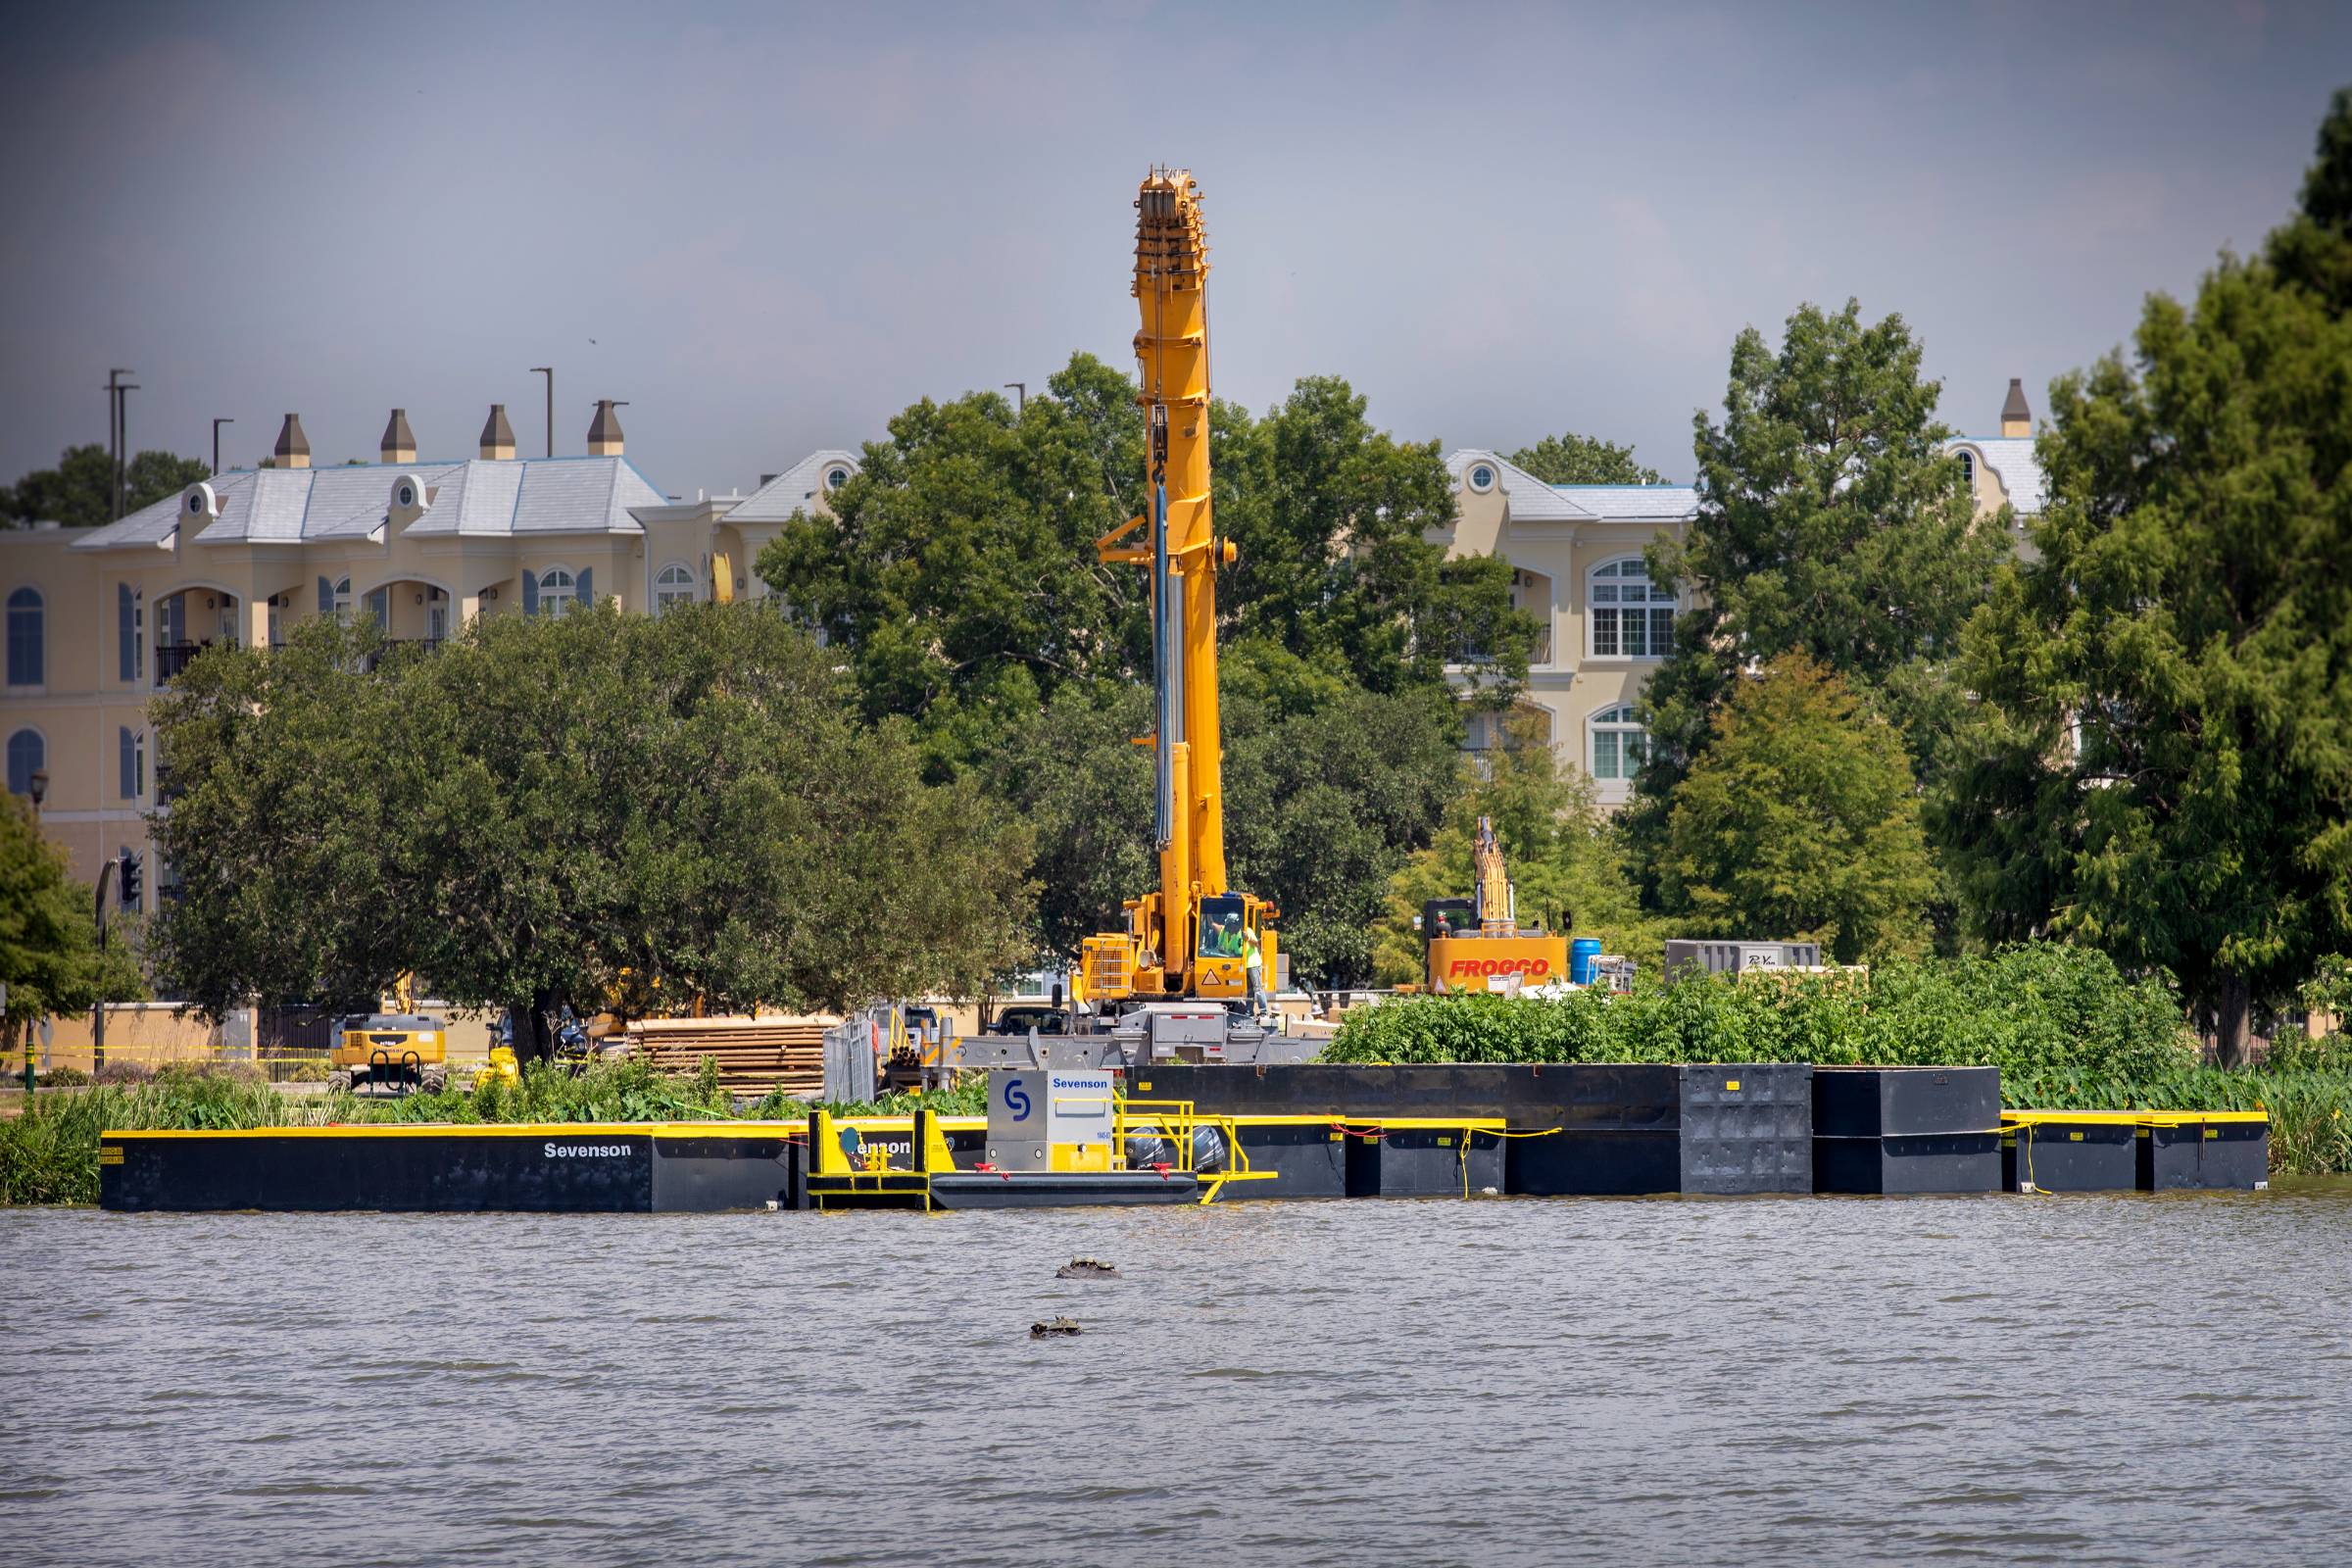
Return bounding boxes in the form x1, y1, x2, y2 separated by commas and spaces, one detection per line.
622, 1015, 836, 1098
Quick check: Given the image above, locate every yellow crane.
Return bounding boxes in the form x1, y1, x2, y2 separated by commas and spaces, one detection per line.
1078, 169, 1277, 1008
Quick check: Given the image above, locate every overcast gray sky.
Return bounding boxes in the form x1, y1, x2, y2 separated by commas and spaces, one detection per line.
2, 1, 2345, 494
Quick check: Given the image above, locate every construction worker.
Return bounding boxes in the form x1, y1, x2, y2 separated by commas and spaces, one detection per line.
1244, 924, 1266, 1012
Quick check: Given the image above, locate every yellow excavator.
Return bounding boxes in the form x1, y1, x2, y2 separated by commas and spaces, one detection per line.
1421, 816, 1569, 994
1075, 169, 1280, 1015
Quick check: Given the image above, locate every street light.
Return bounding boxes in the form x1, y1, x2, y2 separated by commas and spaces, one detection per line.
212, 417, 234, 475
1004, 382, 1026, 415
530, 368, 554, 457
26, 767, 46, 814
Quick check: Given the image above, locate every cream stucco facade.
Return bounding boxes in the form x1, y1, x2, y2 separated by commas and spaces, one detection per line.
1438, 450, 1696, 807
1438, 384, 2045, 805
0, 405, 858, 893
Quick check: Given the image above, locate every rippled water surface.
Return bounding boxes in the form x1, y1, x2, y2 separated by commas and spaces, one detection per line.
6, 1184, 2351, 1566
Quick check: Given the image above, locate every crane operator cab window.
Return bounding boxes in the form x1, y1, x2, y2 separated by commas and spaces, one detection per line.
1199, 895, 1249, 959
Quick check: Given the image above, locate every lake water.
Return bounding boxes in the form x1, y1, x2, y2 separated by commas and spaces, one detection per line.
5, 1184, 2350, 1566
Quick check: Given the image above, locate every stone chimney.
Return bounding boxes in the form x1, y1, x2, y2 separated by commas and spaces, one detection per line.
2000, 378, 2033, 439
586, 399, 624, 457
380, 408, 416, 466
274, 413, 311, 469
480, 403, 516, 461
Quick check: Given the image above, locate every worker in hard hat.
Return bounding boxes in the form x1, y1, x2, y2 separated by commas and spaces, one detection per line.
1244, 924, 1266, 1013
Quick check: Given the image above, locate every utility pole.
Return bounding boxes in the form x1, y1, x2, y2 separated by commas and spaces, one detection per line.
115, 378, 140, 519
212, 417, 233, 475
1004, 382, 1026, 415
105, 368, 131, 518
91, 858, 115, 1072
530, 367, 554, 457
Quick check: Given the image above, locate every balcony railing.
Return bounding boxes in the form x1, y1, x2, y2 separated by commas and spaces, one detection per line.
359, 638, 442, 673
154, 642, 206, 683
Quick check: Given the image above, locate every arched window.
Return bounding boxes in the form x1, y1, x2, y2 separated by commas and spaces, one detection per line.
1956, 449, 1976, 489
6, 728, 42, 797
536, 567, 577, 617
654, 563, 696, 613
7, 586, 42, 687
1589, 704, 1648, 783
332, 576, 354, 626
120, 726, 143, 800
1589, 559, 1676, 660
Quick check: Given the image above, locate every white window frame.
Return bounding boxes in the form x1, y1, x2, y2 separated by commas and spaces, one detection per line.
653, 562, 697, 614
536, 566, 577, 617
332, 576, 354, 627
1587, 557, 1677, 662
1956, 448, 1976, 490
1588, 702, 1648, 785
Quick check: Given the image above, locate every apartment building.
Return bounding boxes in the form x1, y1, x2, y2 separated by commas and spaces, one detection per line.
0, 401, 858, 890
1440, 380, 2047, 801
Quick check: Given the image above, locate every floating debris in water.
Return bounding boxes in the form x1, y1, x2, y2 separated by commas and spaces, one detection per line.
1056, 1257, 1121, 1280
1031, 1316, 1084, 1339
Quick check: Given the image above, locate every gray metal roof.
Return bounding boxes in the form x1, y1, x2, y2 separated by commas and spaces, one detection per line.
1443, 449, 1594, 521
1547, 483, 1700, 520
725, 449, 861, 522
70, 456, 664, 550
1951, 437, 2047, 514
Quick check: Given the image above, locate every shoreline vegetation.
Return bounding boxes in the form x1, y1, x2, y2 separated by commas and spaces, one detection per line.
0, 1059, 987, 1206
6, 949, 2345, 1205
1324, 947, 2352, 1177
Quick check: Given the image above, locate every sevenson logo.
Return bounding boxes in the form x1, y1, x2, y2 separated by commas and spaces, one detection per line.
544, 1142, 634, 1157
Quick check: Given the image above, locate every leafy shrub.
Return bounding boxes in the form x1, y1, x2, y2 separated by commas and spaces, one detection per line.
2266, 1031, 2352, 1074
1326, 944, 2199, 1086
38, 1066, 91, 1087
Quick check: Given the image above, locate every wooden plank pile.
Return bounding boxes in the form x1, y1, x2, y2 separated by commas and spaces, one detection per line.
621, 1015, 836, 1098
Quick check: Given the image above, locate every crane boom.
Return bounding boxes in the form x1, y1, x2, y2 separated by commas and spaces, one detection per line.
1079, 169, 1274, 1007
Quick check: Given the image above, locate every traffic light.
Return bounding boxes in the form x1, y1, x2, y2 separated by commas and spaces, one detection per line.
119, 850, 142, 911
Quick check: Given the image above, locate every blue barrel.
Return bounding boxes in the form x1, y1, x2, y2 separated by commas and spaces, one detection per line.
1571, 938, 1603, 986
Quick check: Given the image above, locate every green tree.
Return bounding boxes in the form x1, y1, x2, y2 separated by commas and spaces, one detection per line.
1215, 376, 1537, 702
1221, 685, 1463, 986
1375, 713, 1657, 985
759, 356, 1537, 765
756, 354, 1152, 774
0, 794, 145, 1060
1, 445, 209, 528
1663, 656, 1935, 964
146, 620, 441, 1015
151, 609, 1033, 1053
1509, 431, 1664, 485
1629, 301, 1999, 899
987, 680, 1461, 987
1945, 92, 2352, 1062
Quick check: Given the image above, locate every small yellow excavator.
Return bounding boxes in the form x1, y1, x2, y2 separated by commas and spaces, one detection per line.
325, 974, 452, 1094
